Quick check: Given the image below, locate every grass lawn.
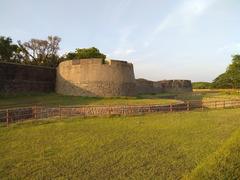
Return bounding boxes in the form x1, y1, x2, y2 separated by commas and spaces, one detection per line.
0, 93, 180, 109
1, 109, 240, 179
1, 90, 240, 109
186, 128, 240, 179
144, 89, 240, 101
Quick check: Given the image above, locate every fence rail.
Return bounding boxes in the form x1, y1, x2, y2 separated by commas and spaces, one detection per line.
1, 99, 240, 126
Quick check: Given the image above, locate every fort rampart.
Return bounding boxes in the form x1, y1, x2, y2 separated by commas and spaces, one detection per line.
0, 62, 56, 93
136, 78, 192, 94
0, 59, 192, 96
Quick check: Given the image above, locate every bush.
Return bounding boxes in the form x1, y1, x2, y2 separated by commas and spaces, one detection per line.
65, 47, 106, 63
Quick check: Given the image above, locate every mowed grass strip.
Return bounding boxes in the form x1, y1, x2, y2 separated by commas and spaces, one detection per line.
1, 109, 240, 179
185, 128, 240, 179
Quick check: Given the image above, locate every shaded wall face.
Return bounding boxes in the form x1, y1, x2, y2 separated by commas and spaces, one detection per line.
159, 80, 192, 92
135, 79, 192, 94
0, 62, 56, 93
136, 79, 158, 94
56, 59, 136, 97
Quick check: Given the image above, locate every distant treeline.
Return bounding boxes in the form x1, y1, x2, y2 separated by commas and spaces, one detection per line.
193, 55, 240, 89
192, 82, 213, 89
0, 35, 106, 68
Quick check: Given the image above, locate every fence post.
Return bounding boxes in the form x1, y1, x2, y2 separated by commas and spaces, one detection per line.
40, 107, 42, 119
187, 101, 190, 111
6, 109, 9, 126
34, 105, 37, 119
170, 104, 173, 112
201, 102, 204, 111
59, 105, 62, 120
108, 106, 111, 116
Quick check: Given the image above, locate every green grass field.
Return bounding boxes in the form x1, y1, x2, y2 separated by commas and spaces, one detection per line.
1, 109, 240, 179
1, 89, 240, 109
142, 89, 240, 101
0, 93, 179, 109
185, 128, 240, 179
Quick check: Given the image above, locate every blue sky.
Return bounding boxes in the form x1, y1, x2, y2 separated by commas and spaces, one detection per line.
1, 0, 240, 82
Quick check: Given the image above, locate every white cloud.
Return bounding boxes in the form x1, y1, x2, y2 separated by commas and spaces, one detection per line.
218, 43, 240, 54
144, 0, 217, 47
182, 0, 212, 16
111, 25, 137, 58
113, 48, 136, 56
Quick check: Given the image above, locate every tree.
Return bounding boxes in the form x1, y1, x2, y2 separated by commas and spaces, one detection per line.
212, 73, 232, 88
213, 55, 240, 88
65, 52, 76, 60
0, 36, 21, 63
65, 47, 106, 62
18, 36, 61, 67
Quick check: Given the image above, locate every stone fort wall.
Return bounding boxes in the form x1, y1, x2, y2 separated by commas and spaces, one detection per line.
136, 78, 192, 94
0, 60, 192, 96
0, 62, 56, 93
56, 58, 136, 96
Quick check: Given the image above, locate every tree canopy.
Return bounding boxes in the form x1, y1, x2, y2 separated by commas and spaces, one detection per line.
18, 36, 61, 67
213, 55, 240, 88
65, 47, 106, 61
0, 36, 21, 63
0, 36, 107, 67
0, 35, 62, 67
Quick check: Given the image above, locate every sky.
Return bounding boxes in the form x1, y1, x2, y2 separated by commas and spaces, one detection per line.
1, 0, 240, 82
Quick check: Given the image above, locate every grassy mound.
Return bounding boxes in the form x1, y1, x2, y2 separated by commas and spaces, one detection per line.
186, 129, 240, 179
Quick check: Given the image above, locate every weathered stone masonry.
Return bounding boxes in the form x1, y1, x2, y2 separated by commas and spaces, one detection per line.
0, 59, 192, 96
56, 58, 136, 96
136, 78, 192, 94
0, 62, 56, 93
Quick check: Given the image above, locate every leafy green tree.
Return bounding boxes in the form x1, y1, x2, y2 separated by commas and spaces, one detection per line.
212, 73, 232, 88
227, 55, 240, 88
213, 55, 240, 88
66, 52, 76, 60
0, 36, 21, 63
18, 36, 61, 67
65, 47, 106, 62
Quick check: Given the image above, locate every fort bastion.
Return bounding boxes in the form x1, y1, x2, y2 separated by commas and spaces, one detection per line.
56, 58, 136, 96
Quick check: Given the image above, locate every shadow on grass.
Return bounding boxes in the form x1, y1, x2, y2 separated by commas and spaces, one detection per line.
1, 90, 233, 109
0, 92, 104, 109
0, 92, 179, 109
138, 91, 206, 101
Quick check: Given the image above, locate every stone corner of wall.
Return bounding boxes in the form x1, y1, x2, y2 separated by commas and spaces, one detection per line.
109, 59, 133, 66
